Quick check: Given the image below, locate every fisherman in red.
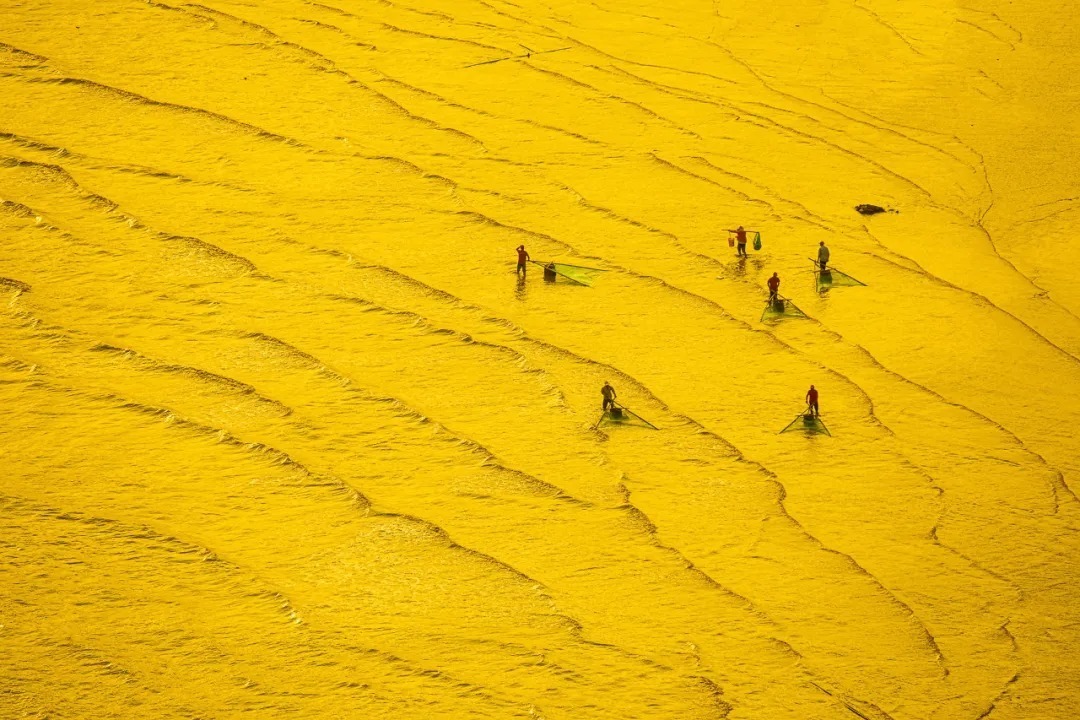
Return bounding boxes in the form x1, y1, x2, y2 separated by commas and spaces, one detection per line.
767, 272, 780, 301
806, 385, 819, 416
729, 226, 749, 256
516, 245, 530, 276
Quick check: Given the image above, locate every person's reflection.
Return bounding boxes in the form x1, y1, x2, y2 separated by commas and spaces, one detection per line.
515, 273, 527, 301
732, 254, 748, 276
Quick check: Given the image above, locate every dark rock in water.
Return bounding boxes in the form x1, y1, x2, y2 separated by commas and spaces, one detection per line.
0, 277, 31, 293
855, 204, 887, 215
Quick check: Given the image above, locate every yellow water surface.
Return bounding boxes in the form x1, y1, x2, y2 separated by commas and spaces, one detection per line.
2, 0, 1079, 717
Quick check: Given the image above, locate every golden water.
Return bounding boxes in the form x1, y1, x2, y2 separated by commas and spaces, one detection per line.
2, 0, 1079, 717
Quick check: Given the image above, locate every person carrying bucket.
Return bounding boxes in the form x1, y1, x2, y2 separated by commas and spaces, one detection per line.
728, 226, 748, 256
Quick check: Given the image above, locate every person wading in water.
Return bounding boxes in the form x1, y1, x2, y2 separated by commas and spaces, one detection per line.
516, 245, 530, 276
806, 385, 820, 416
729, 226, 749, 256
601, 381, 617, 412
767, 272, 780, 302
817, 241, 830, 271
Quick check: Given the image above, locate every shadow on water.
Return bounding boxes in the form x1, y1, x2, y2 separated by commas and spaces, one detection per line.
514, 272, 528, 301
732, 254, 748, 276
808, 270, 831, 297
726, 254, 766, 277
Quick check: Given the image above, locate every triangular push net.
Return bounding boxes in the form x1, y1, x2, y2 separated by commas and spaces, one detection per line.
815, 266, 866, 290
779, 413, 831, 436
533, 261, 607, 286
595, 405, 659, 430
760, 296, 808, 322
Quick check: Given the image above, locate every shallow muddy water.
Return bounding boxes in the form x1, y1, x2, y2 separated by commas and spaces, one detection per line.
2, 1, 1079, 717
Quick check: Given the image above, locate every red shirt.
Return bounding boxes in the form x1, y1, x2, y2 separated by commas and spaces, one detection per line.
807, 388, 818, 402
735, 229, 747, 243
767, 276, 780, 291
517, 249, 529, 263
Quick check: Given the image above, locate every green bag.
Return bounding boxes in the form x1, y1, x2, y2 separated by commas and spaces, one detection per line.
753, 232, 762, 251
